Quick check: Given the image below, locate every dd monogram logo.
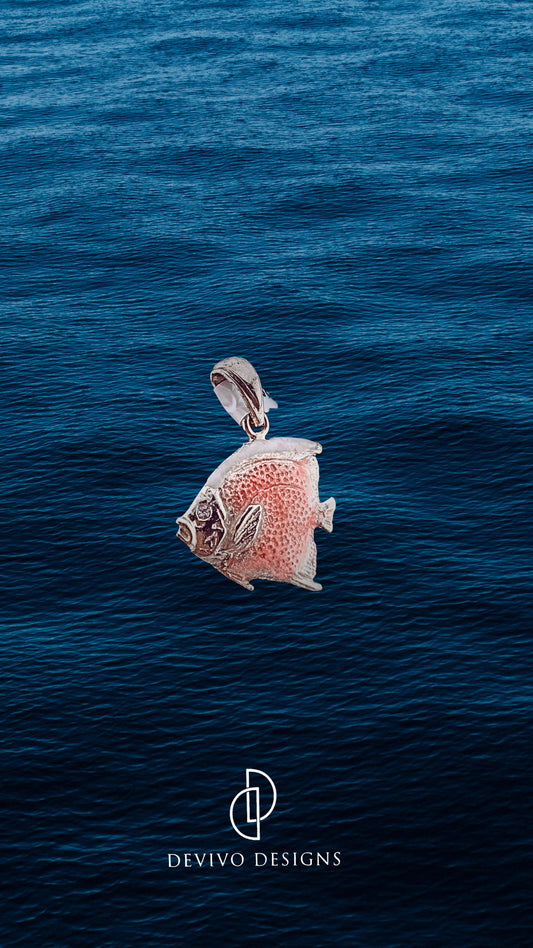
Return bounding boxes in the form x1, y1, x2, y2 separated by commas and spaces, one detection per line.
229, 769, 277, 841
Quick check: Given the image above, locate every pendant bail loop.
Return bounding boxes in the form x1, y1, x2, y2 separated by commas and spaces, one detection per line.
210, 357, 277, 440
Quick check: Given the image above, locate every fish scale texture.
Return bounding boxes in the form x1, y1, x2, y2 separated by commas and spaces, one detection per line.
221, 458, 319, 584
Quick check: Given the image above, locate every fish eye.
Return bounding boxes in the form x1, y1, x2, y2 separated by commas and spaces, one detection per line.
195, 502, 213, 522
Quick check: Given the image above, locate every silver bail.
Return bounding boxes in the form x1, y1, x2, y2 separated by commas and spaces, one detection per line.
210, 357, 277, 440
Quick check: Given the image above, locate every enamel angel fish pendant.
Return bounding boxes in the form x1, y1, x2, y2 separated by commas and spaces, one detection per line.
176, 357, 335, 591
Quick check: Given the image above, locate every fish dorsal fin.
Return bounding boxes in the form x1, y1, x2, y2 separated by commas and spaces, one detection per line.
233, 504, 262, 549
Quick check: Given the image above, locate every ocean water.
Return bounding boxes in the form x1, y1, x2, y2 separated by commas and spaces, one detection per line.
1, 0, 532, 944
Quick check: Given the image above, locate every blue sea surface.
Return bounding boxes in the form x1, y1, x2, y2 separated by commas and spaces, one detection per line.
1, 0, 532, 944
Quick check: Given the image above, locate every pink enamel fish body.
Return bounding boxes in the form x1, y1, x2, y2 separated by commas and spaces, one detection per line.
176, 437, 335, 591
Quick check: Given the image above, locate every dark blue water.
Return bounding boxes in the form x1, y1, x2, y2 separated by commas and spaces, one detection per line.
2, 0, 532, 944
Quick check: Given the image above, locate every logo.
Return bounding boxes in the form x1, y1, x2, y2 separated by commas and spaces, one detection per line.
229, 769, 277, 841
167, 767, 342, 869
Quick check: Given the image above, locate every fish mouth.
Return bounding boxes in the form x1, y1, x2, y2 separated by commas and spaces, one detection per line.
176, 518, 194, 547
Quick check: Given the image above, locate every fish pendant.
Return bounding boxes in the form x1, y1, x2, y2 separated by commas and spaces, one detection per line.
176, 357, 335, 591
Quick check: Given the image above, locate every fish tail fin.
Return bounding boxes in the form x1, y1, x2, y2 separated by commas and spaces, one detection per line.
318, 496, 336, 533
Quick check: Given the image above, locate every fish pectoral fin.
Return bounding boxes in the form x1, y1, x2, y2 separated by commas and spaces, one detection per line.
318, 496, 336, 533
222, 568, 255, 592
233, 504, 262, 549
210, 558, 255, 591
